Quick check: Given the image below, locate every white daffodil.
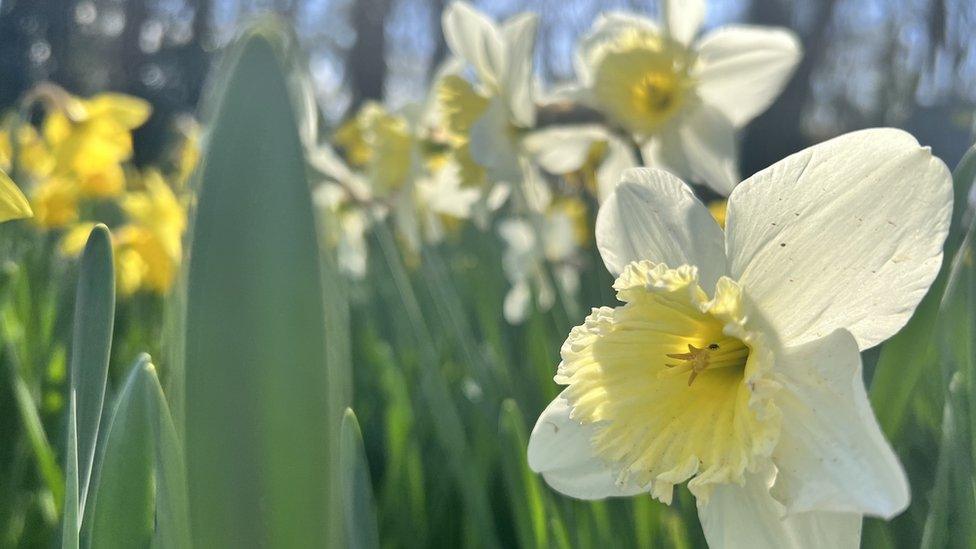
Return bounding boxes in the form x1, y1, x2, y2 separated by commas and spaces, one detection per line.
527, 128, 952, 548
571, 0, 801, 195
437, 1, 538, 183
523, 124, 637, 202
499, 167, 587, 324
309, 144, 378, 279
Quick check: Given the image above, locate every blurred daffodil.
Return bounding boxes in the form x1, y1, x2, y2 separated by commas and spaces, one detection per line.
43, 92, 151, 198
112, 169, 186, 294
0, 168, 32, 222
523, 124, 637, 202
437, 1, 539, 182
335, 102, 415, 196
528, 129, 951, 548
499, 168, 586, 324
31, 178, 79, 229
570, 0, 801, 194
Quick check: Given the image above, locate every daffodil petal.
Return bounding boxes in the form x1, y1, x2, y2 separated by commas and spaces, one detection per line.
675, 104, 741, 195
501, 12, 539, 127
469, 97, 521, 181
694, 25, 802, 128
771, 329, 909, 518
663, 0, 705, 45
595, 137, 638, 201
699, 469, 862, 549
523, 125, 608, 174
595, 168, 726, 291
442, 1, 505, 87
726, 128, 953, 349
527, 393, 645, 500
0, 169, 32, 222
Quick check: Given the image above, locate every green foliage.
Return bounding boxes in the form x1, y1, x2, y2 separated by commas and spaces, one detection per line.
340, 409, 381, 549
61, 224, 115, 549
181, 22, 344, 547
85, 355, 189, 549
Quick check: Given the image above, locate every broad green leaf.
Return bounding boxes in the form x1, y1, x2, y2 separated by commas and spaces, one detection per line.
182, 22, 339, 547
340, 409, 380, 549
498, 399, 548, 549
870, 145, 976, 438
66, 224, 115, 518
86, 355, 189, 549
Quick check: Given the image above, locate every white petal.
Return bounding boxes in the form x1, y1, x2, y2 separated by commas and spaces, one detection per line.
771, 329, 909, 518
595, 137, 638, 202
700, 470, 862, 549
503, 280, 531, 324
596, 168, 726, 290
501, 12, 539, 127
663, 0, 706, 44
522, 125, 608, 174
675, 104, 741, 195
528, 393, 645, 499
469, 97, 521, 181
442, 1, 505, 86
726, 128, 953, 349
694, 25, 802, 128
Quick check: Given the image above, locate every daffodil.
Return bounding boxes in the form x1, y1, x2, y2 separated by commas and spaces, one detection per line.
571, 0, 801, 194
523, 125, 637, 202
499, 168, 587, 324
334, 102, 416, 197
0, 168, 32, 222
527, 129, 952, 548
113, 170, 186, 294
437, 1, 538, 182
44, 92, 151, 198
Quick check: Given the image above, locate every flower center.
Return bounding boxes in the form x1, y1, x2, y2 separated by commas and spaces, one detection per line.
664, 340, 750, 386
590, 31, 692, 135
557, 262, 780, 504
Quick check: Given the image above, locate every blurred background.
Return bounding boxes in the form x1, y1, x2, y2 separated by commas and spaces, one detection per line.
1, 0, 974, 174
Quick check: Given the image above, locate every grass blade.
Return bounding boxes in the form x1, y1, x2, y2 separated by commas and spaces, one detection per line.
498, 399, 548, 549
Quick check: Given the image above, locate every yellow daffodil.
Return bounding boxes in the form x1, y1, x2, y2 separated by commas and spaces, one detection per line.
571, 0, 801, 194
528, 129, 952, 548
31, 179, 79, 229
0, 122, 55, 178
113, 170, 186, 294
44, 92, 151, 198
0, 168, 32, 222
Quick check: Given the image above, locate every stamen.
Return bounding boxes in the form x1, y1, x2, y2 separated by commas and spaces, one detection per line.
664, 342, 748, 386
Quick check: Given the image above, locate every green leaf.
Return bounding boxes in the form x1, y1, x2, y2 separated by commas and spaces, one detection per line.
340, 409, 380, 549
182, 21, 341, 547
498, 399, 548, 549
61, 397, 79, 549
86, 355, 190, 549
65, 225, 115, 528
870, 146, 976, 438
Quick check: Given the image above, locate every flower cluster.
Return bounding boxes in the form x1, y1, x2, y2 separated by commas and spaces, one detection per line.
313, 0, 800, 324
0, 86, 196, 296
